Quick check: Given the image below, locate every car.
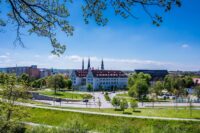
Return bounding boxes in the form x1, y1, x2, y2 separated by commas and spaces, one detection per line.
82, 99, 89, 102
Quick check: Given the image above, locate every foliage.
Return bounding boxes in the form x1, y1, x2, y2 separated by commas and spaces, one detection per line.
18, 73, 31, 89
104, 92, 111, 101
128, 72, 151, 99
130, 99, 138, 111
25, 107, 200, 133
164, 75, 194, 97
66, 79, 72, 90
46, 75, 68, 94
0, 74, 29, 132
86, 84, 93, 92
129, 79, 149, 100
26, 118, 89, 133
31, 78, 46, 88
0, 1, 181, 55
111, 97, 120, 109
151, 81, 164, 96
40, 91, 92, 100
194, 86, 200, 99
0, 73, 7, 84
120, 99, 128, 112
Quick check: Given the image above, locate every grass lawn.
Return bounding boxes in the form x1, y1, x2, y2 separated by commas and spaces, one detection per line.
25, 107, 200, 133
116, 93, 172, 102
116, 92, 129, 97
41, 105, 200, 119
39, 91, 93, 100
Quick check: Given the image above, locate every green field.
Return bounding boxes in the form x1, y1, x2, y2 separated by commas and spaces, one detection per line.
25, 107, 200, 133
41, 106, 200, 119
39, 91, 93, 100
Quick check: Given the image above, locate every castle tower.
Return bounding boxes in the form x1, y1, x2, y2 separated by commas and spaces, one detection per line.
87, 58, 90, 70
82, 58, 84, 70
101, 59, 104, 70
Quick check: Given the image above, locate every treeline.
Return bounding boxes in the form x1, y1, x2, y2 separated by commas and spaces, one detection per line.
0, 73, 73, 91
128, 72, 200, 100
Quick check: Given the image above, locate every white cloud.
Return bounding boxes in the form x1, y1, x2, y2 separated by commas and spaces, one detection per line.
1, 53, 199, 71
181, 44, 189, 48
0, 55, 8, 59
34, 54, 41, 58
48, 54, 59, 60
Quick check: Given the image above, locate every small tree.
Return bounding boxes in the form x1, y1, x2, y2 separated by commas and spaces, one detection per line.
97, 98, 102, 110
194, 86, 200, 100
67, 80, 72, 90
120, 99, 128, 113
130, 99, 138, 111
0, 74, 29, 132
87, 84, 93, 92
46, 75, 65, 94
111, 97, 120, 109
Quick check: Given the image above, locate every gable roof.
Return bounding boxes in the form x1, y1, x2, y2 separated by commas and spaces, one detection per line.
91, 70, 127, 78
74, 70, 88, 77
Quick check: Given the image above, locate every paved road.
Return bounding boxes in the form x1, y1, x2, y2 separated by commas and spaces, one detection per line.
17, 102, 200, 122
35, 92, 122, 108
35, 91, 200, 108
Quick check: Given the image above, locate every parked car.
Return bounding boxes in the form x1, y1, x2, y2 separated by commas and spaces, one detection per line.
157, 95, 169, 99
82, 99, 89, 103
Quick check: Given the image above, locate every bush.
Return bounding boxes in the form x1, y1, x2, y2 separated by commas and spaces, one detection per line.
120, 99, 128, 112
123, 111, 132, 115
104, 93, 111, 101
111, 97, 120, 109
130, 99, 138, 111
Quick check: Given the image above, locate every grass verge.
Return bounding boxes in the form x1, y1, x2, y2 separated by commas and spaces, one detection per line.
25, 107, 200, 133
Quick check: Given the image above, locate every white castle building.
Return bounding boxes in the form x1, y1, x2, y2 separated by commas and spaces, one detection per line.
70, 58, 128, 91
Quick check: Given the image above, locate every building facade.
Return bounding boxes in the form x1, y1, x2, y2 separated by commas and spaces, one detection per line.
0, 65, 40, 79
70, 59, 128, 90
135, 69, 168, 81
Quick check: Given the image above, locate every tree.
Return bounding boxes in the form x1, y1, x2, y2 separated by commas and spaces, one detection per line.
194, 86, 200, 100
184, 76, 194, 88
66, 79, 72, 90
151, 81, 164, 96
128, 72, 151, 100
31, 78, 46, 88
0, 74, 28, 132
0, 73, 6, 84
19, 73, 31, 89
97, 98, 102, 110
99, 85, 103, 91
129, 79, 149, 100
46, 75, 65, 94
130, 99, 138, 111
120, 99, 128, 113
87, 84, 93, 92
0, 1, 181, 55
164, 74, 176, 93
111, 97, 120, 109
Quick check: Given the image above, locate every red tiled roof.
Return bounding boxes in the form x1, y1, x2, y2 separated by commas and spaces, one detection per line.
75, 70, 88, 77
74, 70, 127, 78
193, 78, 200, 85
91, 70, 127, 78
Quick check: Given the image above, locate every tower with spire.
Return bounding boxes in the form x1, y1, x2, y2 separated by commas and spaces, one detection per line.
87, 58, 90, 70
82, 58, 84, 70
101, 59, 104, 70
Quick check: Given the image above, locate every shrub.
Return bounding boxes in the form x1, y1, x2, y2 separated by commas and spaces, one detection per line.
130, 99, 138, 111
104, 93, 111, 101
111, 97, 120, 109
120, 99, 128, 112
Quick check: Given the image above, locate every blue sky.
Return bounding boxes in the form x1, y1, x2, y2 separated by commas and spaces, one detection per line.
0, 0, 200, 71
